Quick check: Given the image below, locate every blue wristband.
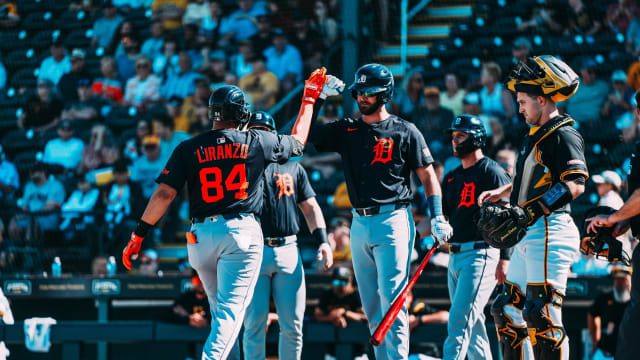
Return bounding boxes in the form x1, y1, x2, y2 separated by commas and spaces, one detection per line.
426, 195, 443, 217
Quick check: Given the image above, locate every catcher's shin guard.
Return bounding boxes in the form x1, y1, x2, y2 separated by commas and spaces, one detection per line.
491, 281, 528, 360
522, 283, 566, 360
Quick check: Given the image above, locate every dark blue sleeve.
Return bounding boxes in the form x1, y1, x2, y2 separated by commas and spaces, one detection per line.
258, 131, 296, 164
441, 172, 452, 217
156, 142, 187, 191
407, 123, 434, 170
296, 163, 316, 203
309, 120, 343, 153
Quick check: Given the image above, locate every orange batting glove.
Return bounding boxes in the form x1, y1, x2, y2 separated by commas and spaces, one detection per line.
302, 67, 327, 104
122, 233, 143, 270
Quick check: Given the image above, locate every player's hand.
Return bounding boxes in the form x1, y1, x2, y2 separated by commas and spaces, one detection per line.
586, 215, 615, 234
317, 243, 333, 270
189, 312, 208, 328
302, 67, 327, 104
430, 216, 453, 245
477, 190, 502, 206
122, 233, 144, 270
319, 75, 345, 99
495, 259, 509, 285
409, 314, 420, 331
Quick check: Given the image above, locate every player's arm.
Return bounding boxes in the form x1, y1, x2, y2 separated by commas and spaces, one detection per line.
344, 307, 367, 322
291, 68, 328, 145
587, 187, 640, 233
416, 164, 453, 244
477, 182, 513, 206
587, 313, 601, 354
300, 197, 333, 270
419, 310, 449, 324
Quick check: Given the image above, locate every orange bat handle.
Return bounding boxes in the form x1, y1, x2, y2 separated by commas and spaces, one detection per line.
369, 244, 438, 346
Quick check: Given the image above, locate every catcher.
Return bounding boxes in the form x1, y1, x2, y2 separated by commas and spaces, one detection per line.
477, 55, 588, 360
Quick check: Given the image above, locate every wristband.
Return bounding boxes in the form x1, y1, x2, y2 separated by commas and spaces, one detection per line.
134, 220, 153, 238
540, 181, 573, 212
426, 195, 443, 217
313, 228, 329, 244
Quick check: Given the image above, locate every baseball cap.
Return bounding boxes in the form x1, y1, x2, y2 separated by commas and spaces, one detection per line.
77, 78, 91, 86
611, 70, 627, 83
463, 92, 480, 104
58, 119, 73, 130
71, 48, 86, 59
141, 249, 158, 262
142, 135, 160, 146
592, 170, 622, 190
209, 49, 226, 62
512, 37, 532, 50
112, 159, 129, 173
332, 266, 353, 281
424, 86, 440, 97
273, 28, 286, 37
611, 263, 632, 277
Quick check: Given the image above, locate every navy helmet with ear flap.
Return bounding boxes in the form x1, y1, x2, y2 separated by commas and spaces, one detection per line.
208, 85, 250, 124
348, 63, 394, 104
446, 114, 487, 156
248, 111, 276, 133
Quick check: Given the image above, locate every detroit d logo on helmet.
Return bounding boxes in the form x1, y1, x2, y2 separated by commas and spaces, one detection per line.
357, 74, 367, 84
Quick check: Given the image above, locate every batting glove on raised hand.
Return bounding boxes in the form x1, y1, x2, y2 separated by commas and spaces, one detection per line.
430, 216, 453, 245
122, 233, 143, 270
319, 75, 345, 99
302, 67, 327, 104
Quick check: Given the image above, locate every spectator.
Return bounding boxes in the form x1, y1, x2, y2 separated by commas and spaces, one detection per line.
603, 70, 634, 123
323, 218, 352, 271
180, 77, 210, 133
62, 78, 104, 126
391, 69, 425, 119
92, 56, 124, 103
43, 120, 85, 170
58, 49, 93, 103
0, 218, 15, 273
511, 37, 532, 64
559, 58, 609, 125
91, 0, 124, 49
517, 0, 567, 34
220, 0, 260, 42
130, 135, 166, 199
0, 0, 19, 28
239, 54, 279, 111
8, 162, 66, 243
161, 53, 201, 100
182, 0, 210, 26
58, 175, 99, 235
314, 266, 366, 328
0, 145, 19, 220
151, 0, 188, 31
230, 40, 254, 80
406, 290, 449, 358
189, 101, 211, 135
18, 79, 63, 132
607, 0, 640, 34
626, 14, 640, 57
440, 72, 465, 117
200, 0, 224, 44
37, 38, 71, 86
102, 159, 144, 251
250, 11, 274, 55
495, 148, 516, 177
91, 255, 108, 276
77, 124, 114, 173
123, 56, 162, 109
566, 0, 602, 36
116, 36, 142, 82
141, 20, 166, 60
153, 36, 180, 78
593, 170, 633, 256
480, 61, 515, 120
224, 72, 238, 86
587, 264, 632, 359
263, 28, 303, 90
153, 112, 190, 157
137, 248, 160, 276
107, 20, 135, 57
170, 274, 211, 360
310, 0, 338, 48
0, 58, 6, 91
290, 12, 324, 76
410, 87, 454, 158
202, 49, 228, 87
123, 119, 152, 161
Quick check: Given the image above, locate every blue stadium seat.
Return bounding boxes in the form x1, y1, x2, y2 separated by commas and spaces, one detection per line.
21, 11, 57, 31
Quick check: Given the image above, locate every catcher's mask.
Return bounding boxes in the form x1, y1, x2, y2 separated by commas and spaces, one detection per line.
506, 55, 579, 102
581, 206, 631, 265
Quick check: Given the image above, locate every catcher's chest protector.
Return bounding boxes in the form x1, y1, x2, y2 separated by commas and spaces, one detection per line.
511, 116, 575, 208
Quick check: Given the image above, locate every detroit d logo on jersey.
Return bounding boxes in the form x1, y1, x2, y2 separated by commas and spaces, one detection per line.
371, 137, 394, 165
274, 173, 294, 199
458, 182, 476, 208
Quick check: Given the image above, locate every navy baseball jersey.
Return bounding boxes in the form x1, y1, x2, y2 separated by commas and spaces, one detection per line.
628, 140, 640, 236
156, 128, 299, 217
260, 161, 316, 237
442, 157, 511, 243
309, 115, 434, 208
510, 115, 588, 209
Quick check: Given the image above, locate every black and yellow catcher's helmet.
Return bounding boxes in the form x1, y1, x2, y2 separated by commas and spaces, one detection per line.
506, 55, 580, 102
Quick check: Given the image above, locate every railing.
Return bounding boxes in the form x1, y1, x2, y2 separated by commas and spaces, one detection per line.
400, 0, 431, 75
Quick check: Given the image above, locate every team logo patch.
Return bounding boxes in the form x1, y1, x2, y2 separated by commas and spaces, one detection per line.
357, 74, 367, 84
274, 173, 295, 199
371, 137, 394, 165
423, 147, 431, 158
458, 182, 476, 208
161, 168, 169, 175
567, 159, 584, 165
217, 138, 226, 144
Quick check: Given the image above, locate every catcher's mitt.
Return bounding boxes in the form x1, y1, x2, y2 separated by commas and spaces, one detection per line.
475, 202, 530, 249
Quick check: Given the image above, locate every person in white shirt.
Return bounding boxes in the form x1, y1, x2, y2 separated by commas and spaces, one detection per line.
43, 120, 85, 170
59, 176, 100, 232
37, 38, 71, 85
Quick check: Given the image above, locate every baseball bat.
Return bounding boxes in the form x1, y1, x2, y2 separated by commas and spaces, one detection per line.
369, 244, 438, 346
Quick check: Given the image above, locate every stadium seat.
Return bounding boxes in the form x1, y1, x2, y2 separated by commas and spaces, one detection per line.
65, 30, 92, 49
3, 48, 41, 71
56, 10, 94, 31
22, 11, 57, 32
0, 30, 30, 52
32, 30, 63, 50
105, 106, 142, 137
0, 130, 43, 160
10, 67, 38, 89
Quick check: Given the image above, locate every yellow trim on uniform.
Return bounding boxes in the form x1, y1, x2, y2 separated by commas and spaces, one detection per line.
529, 126, 541, 136
560, 169, 589, 181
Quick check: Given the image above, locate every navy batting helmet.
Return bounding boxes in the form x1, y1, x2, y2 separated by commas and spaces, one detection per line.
348, 63, 394, 104
580, 206, 630, 265
506, 55, 579, 102
248, 111, 276, 133
208, 85, 250, 124
446, 114, 486, 157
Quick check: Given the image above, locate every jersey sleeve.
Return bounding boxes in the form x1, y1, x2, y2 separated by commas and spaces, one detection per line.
544, 127, 589, 181
259, 132, 298, 164
489, 163, 512, 188
441, 172, 452, 217
407, 123, 434, 170
156, 142, 188, 190
296, 163, 316, 203
309, 120, 343, 153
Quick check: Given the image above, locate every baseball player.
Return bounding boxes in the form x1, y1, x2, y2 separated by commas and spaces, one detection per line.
477, 55, 587, 360
242, 111, 333, 360
585, 91, 640, 360
121, 68, 328, 360
301, 63, 453, 360
441, 114, 512, 360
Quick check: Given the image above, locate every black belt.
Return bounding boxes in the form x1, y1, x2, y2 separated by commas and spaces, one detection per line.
354, 202, 410, 217
448, 242, 489, 254
264, 237, 287, 247
191, 213, 244, 223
